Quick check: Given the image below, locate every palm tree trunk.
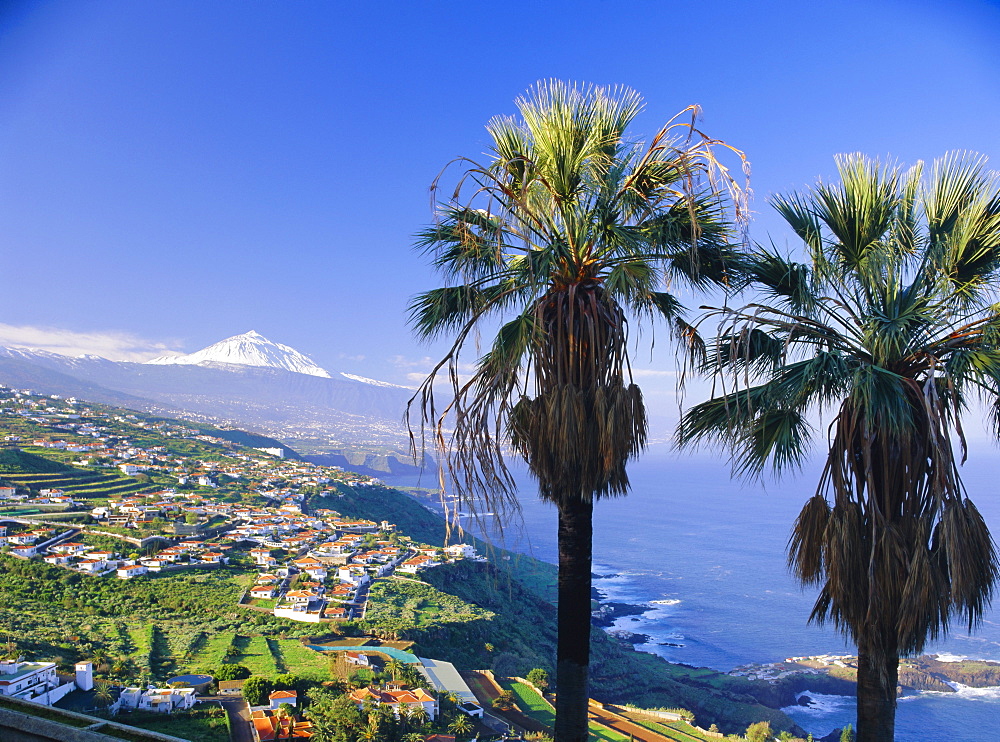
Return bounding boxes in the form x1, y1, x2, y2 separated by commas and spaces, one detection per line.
855, 631, 898, 742
554, 495, 593, 742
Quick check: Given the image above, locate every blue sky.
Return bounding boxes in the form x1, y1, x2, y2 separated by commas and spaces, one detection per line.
3, 0, 1000, 404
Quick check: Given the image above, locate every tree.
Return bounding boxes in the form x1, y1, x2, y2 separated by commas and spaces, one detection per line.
243, 675, 273, 706
409, 704, 430, 728
840, 725, 855, 742
273, 673, 301, 693
745, 721, 773, 742
679, 154, 1000, 742
410, 79, 746, 742
94, 679, 114, 708
386, 658, 405, 683
214, 664, 251, 681
449, 714, 474, 737
307, 688, 364, 742
491, 690, 515, 711
526, 667, 549, 690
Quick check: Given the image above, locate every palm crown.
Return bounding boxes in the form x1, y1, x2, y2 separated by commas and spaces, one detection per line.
679, 152, 1000, 741
410, 80, 747, 507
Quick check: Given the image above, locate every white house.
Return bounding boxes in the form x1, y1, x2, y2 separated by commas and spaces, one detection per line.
0, 660, 58, 699
117, 564, 148, 579
117, 686, 197, 713
268, 689, 297, 709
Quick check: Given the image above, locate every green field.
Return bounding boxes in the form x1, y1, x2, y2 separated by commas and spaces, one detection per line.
505, 680, 555, 726
232, 635, 279, 676
503, 680, 632, 742
275, 640, 332, 681
362, 576, 492, 633
191, 630, 238, 672
627, 717, 713, 741
112, 708, 229, 742
0, 451, 155, 499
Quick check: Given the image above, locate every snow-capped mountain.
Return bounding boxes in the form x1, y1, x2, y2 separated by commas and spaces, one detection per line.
0, 333, 415, 449
146, 330, 332, 378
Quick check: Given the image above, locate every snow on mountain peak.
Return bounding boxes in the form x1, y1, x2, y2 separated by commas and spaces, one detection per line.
146, 331, 332, 378
339, 372, 411, 389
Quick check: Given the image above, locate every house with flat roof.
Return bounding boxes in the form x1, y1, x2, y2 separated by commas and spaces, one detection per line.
0, 660, 58, 700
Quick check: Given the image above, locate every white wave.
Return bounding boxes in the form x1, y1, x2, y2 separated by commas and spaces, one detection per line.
781, 691, 855, 717
934, 653, 969, 663
651, 598, 681, 605
944, 683, 1000, 701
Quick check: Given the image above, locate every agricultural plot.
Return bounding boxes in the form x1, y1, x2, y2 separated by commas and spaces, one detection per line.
232, 635, 279, 676
503, 680, 631, 742
274, 640, 331, 681
628, 717, 713, 742
0, 462, 153, 499
363, 577, 492, 633
190, 630, 238, 672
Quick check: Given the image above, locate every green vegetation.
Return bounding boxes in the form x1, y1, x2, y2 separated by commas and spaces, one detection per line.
0, 448, 75, 473
231, 635, 279, 676
627, 717, 714, 742
361, 578, 493, 636
268, 641, 331, 682
0, 556, 322, 684
112, 707, 229, 742
504, 679, 554, 726
0, 452, 156, 499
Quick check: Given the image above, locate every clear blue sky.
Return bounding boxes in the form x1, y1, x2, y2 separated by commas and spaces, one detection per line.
3, 0, 1000, 396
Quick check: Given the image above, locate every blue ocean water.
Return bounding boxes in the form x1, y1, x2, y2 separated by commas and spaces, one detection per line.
386, 443, 1000, 740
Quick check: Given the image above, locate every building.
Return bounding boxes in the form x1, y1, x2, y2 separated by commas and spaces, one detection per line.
218, 679, 246, 697
0, 660, 58, 699
347, 687, 438, 720
117, 686, 197, 713
75, 661, 93, 692
268, 689, 297, 709
417, 657, 481, 717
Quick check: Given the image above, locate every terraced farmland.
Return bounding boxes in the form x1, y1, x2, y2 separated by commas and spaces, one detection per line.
1, 466, 156, 499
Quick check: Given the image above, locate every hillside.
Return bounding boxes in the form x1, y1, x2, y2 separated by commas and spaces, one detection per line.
0, 448, 75, 474
0, 391, 813, 736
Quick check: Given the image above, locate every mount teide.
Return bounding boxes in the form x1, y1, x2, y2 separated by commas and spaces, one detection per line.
0, 332, 415, 454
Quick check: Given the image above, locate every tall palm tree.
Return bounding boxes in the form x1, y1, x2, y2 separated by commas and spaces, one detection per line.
409, 80, 747, 742
678, 153, 1000, 742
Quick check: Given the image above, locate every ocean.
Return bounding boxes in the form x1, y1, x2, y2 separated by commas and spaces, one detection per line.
386, 443, 1000, 741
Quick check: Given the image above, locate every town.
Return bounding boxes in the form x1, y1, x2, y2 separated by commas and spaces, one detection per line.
0, 387, 857, 742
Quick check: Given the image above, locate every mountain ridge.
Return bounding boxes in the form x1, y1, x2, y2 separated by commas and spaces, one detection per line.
0, 335, 413, 450
146, 329, 333, 378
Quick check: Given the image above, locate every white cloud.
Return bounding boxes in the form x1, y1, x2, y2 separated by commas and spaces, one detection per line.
0, 324, 183, 362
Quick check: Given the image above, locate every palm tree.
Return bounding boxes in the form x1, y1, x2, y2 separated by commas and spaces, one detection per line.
409, 80, 747, 742
94, 679, 114, 709
408, 704, 430, 729
386, 658, 405, 684
449, 714, 474, 738
678, 153, 1000, 742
